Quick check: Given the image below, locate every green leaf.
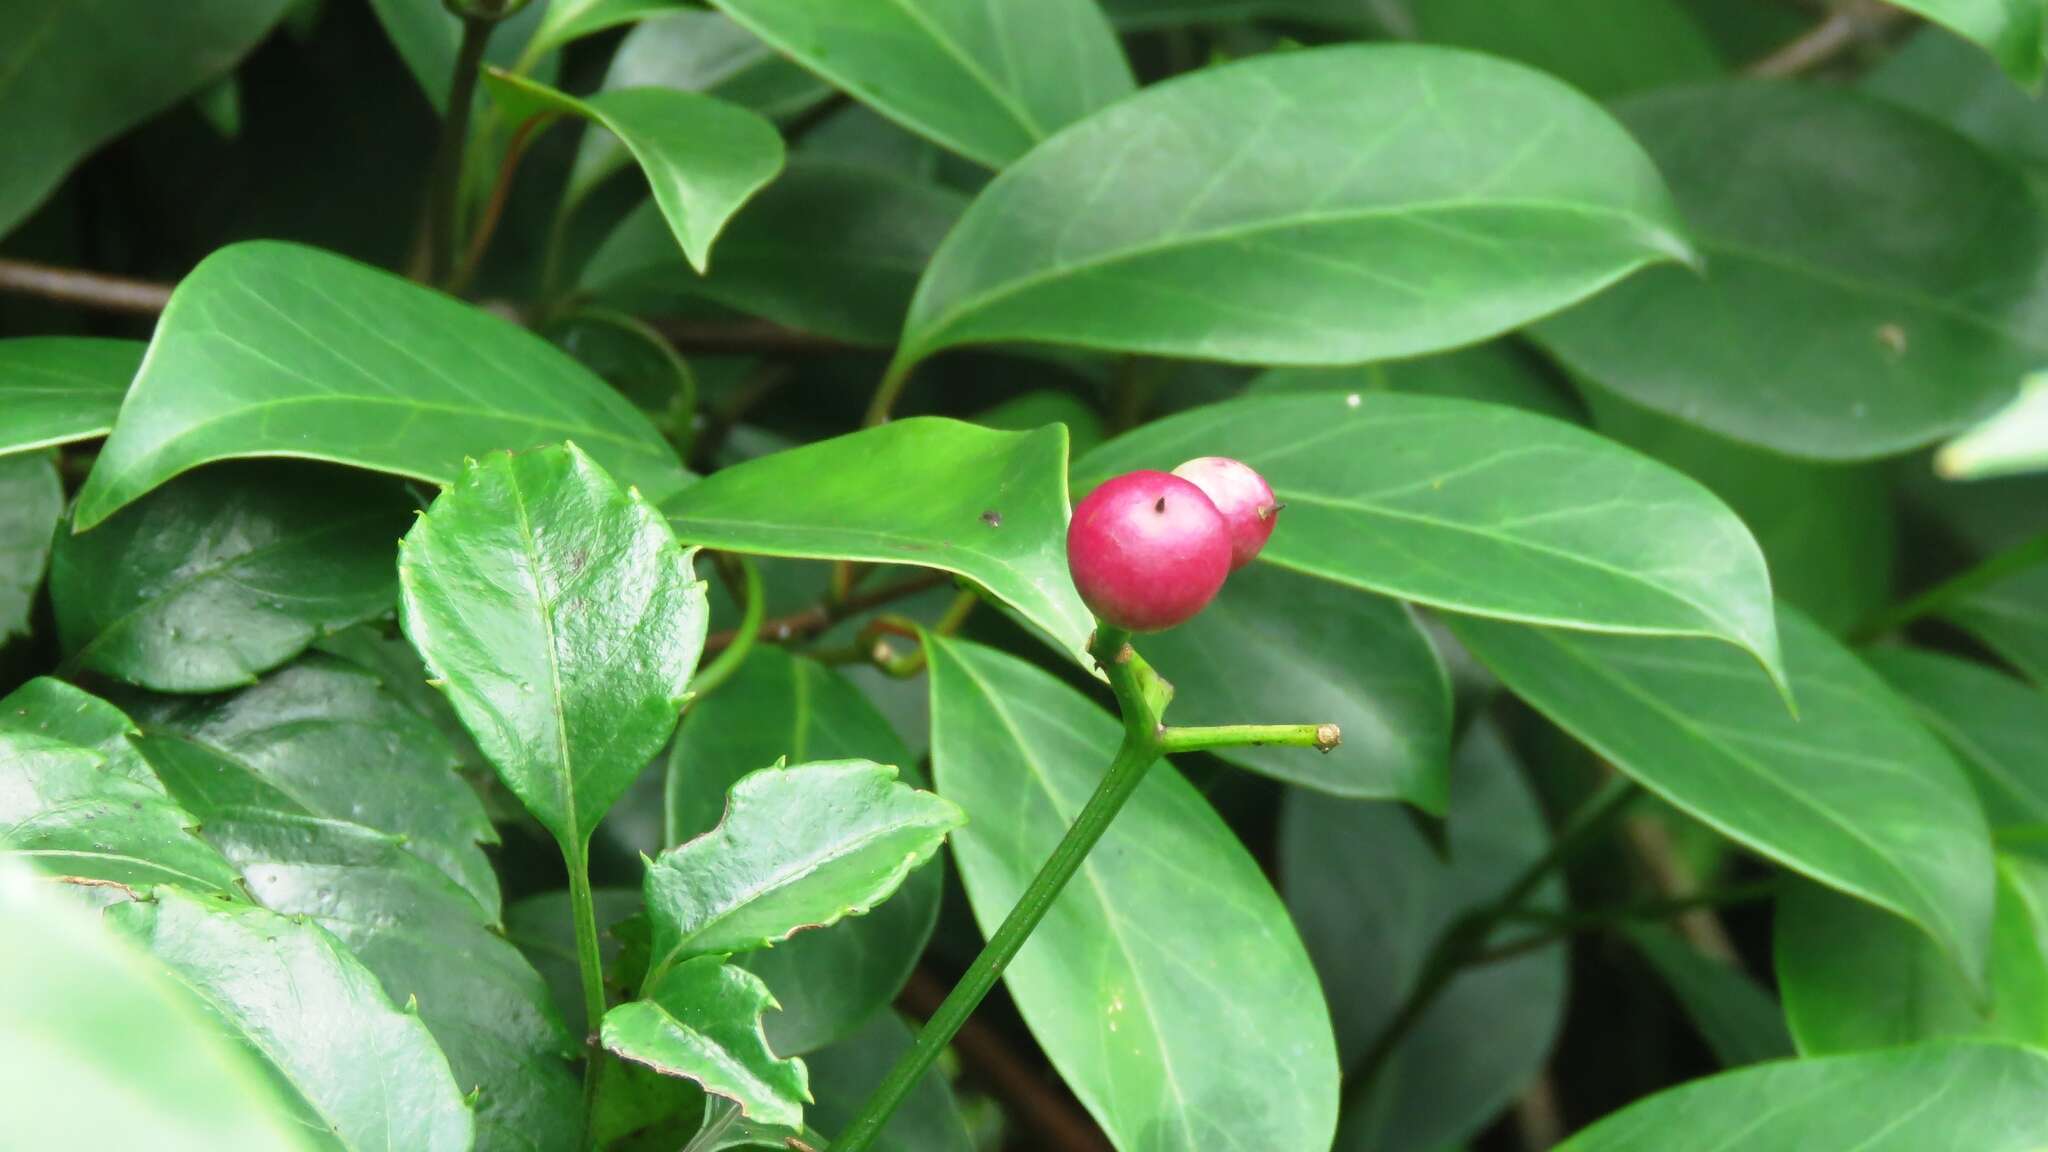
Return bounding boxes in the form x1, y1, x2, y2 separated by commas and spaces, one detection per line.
314, 623, 489, 777
1450, 608, 1997, 989
0, 0, 288, 238
927, 635, 1341, 1152
1622, 924, 1793, 1068
367, 0, 548, 113
664, 419, 1093, 663
0, 859, 319, 1151
400, 443, 707, 852
525, 0, 683, 60
645, 759, 961, 977
1076, 392, 1785, 686
141, 733, 582, 1152
1533, 83, 2047, 461
601, 955, 812, 1129
1775, 859, 2048, 1055
583, 161, 968, 346
73, 241, 689, 531
1939, 552, 2048, 688
1554, 1041, 2048, 1151
801, 1012, 974, 1152
129, 653, 503, 916
1249, 341, 1583, 423
1407, 0, 1723, 98
1888, 0, 2044, 85
110, 886, 475, 1152
1866, 648, 2048, 832
1281, 720, 1565, 1152
704, 0, 1133, 168
1142, 565, 1451, 808
0, 728, 242, 900
485, 69, 783, 273
52, 462, 412, 693
0, 676, 155, 787
0, 338, 142, 457
895, 44, 1691, 373
1864, 27, 2048, 175
666, 646, 946, 1054
1937, 372, 2048, 481
0, 453, 60, 643
505, 886, 645, 1039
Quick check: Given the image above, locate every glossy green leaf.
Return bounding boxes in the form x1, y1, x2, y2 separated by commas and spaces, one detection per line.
1554, 1041, 2048, 1151
646, 760, 960, 977
704, 0, 1133, 169
0, 453, 60, 642
1940, 553, 2048, 688
110, 886, 475, 1152
0, 0, 288, 237
584, 162, 968, 346
0, 728, 241, 900
665, 419, 1093, 662
1143, 565, 1451, 808
1867, 648, 2048, 831
1889, 0, 2044, 85
1623, 924, 1793, 1068
73, 241, 688, 531
1776, 859, 2048, 1055
896, 44, 1691, 373
141, 733, 582, 1152
0, 338, 142, 457
1282, 720, 1565, 1152
1534, 83, 2048, 461
0, 677, 155, 787
602, 955, 812, 1128
0, 859, 318, 1152
927, 635, 1341, 1152
129, 654, 502, 915
1450, 608, 1997, 988
525, 0, 682, 60
401, 444, 706, 854
52, 462, 412, 693
486, 70, 783, 273
1076, 392, 1785, 685
666, 647, 945, 1054
314, 623, 488, 777
1250, 341, 1582, 423
801, 1012, 974, 1152
1407, 0, 1723, 98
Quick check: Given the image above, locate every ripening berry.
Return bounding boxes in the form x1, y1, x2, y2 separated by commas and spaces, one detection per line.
1067, 471, 1232, 633
1171, 456, 1280, 571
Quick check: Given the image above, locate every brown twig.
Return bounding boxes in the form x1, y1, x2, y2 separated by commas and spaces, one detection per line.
700, 570, 950, 657
454, 112, 550, 292
897, 968, 1111, 1152
0, 257, 171, 315
1748, 1, 1907, 77
1622, 814, 1742, 966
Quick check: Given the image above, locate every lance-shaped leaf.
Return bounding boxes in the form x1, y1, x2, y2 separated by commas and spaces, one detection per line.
1867, 648, 2048, 832
1939, 552, 2048, 689
0, 453, 60, 642
0, 728, 240, 900
1077, 392, 1785, 687
52, 462, 412, 693
644, 760, 962, 980
704, 0, 1133, 169
485, 69, 784, 273
140, 733, 581, 1152
602, 955, 811, 1128
927, 635, 1341, 1152
1451, 608, 1996, 989
664, 419, 1093, 662
895, 44, 1690, 373
1554, 1041, 2048, 1152
0, 677, 155, 788
129, 654, 502, 917
73, 241, 689, 530
0, 338, 142, 457
1937, 373, 2048, 481
109, 887, 475, 1152
400, 443, 707, 852
1624, 925, 1793, 1068
524, 0, 684, 60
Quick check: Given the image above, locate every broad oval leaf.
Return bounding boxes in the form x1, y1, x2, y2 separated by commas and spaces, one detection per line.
0, 453, 60, 643
0, 338, 142, 457
1555, 1041, 2048, 1151
1281, 720, 1565, 1152
1075, 392, 1785, 686
52, 462, 412, 693
1533, 83, 2048, 461
0, 676, 155, 787
1142, 565, 1452, 809
704, 0, 1133, 169
602, 956, 811, 1128
1450, 608, 1997, 988
1867, 648, 2048, 831
664, 419, 1093, 662
400, 443, 707, 852
1938, 550, 2048, 689
110, 886, 475, 1152
1249, 340, 1583, 422
1863, 27, 2048, 174
73, 241, 688, 531
486, 70, 784, 273
1888, 0, 2045, 85
927, 634, 1341, 1152
896, 44, 1692, 372
666, 646, 946, 1054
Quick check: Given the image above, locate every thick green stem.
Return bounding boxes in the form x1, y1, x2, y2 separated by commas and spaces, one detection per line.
1158, 721, 1340, 755
423, 13, 493, 285
565, 839, 609, 1151
865, 358, 913, 427
689, 555, 763, 699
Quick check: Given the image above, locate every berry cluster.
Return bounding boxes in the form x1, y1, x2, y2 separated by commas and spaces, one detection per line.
1066, 457, 1279, 633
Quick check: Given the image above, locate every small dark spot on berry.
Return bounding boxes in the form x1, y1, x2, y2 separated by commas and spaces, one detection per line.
1154, 497, 1166, 513
980, 510, 1002, 527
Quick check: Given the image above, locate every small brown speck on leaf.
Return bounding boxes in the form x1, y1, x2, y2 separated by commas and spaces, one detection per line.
1877, 323, 1907, 355
980, 509, 1002, 527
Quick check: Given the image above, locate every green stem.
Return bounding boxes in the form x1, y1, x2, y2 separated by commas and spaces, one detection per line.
1473, 881, 1780, 967
865, 358, 913, 427
833, 628, 1152, 1152
423, 12, 493, 286
690, 556, 763, 698
565, 839, 609, 1151
1158, 721, 1340, 755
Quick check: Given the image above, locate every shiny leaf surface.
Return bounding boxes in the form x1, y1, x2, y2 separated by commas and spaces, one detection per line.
0, 676, 155, 787
601, 955, 811, 1128
0, 338, 142, 457
0, 453, 60, 642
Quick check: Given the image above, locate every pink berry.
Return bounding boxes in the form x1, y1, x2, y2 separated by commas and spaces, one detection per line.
1171, 456, 1279, 571
1067, 471, 1232, 633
